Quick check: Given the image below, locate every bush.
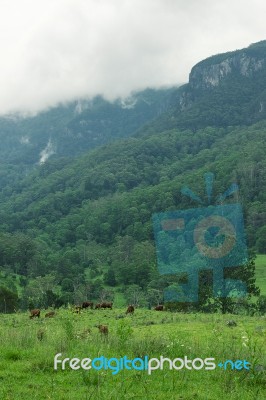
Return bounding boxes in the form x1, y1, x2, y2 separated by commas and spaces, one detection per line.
256, 295, 266, 314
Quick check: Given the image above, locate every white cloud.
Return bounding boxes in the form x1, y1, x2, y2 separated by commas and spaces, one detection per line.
0, 0, 265, 115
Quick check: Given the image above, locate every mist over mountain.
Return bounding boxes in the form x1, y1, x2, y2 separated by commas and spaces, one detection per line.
2, 40, 266, 170
0, 87, 177, 165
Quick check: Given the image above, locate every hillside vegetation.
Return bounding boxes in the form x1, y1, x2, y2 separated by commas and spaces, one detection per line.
0, 121, 265, 310
0, 41, 265, 312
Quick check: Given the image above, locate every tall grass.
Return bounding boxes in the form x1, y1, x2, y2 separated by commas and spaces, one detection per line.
0, 309, 265, 399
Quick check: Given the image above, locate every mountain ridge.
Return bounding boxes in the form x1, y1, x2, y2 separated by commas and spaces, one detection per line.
134, 40, 266, 136
1, 40, 266, 168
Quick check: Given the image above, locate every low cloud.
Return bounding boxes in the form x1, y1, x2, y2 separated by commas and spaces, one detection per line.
0, 0, 265, 115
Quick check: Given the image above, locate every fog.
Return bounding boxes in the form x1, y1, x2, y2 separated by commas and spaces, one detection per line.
0, 0, 265, 115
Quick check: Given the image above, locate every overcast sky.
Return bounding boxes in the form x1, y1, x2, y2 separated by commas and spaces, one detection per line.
0, 0, 265, 116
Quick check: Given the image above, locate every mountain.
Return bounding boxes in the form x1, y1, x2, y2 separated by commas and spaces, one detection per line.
0, 40, 265, 309
2, 40, 266, 168
0, 87, 177, 165
137, 40, 266, 135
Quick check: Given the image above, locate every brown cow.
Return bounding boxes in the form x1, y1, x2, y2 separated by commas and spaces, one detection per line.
29, 309, 40, 319
154, 305, 164, 311
101, 302, 113, 309
96, 324, 108, 335
45, 311, 55, 318
95, 302, 113, 309
126, 305, 134, 315
82, 301, 94, 309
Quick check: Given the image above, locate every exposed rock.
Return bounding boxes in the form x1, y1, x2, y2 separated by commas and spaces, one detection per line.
189, 54, 265, 91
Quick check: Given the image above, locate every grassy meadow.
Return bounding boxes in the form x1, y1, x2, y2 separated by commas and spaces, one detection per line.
0, 307, 265, 400
255, 255, 266, 296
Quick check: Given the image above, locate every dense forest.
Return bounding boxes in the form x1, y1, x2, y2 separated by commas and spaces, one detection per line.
0, 41, 265, 313
0, 87, 177, 165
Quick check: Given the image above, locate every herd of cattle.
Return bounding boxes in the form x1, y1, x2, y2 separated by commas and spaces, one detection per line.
28, 303, 164, 336
29, 303, 164, 320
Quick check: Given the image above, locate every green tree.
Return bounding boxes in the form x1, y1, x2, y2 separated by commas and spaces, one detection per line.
124, 285, 147, 307
103, 269, 116, 286
0, 286, 18, 313
256, 226, 266, 253
198, 253, 260, 314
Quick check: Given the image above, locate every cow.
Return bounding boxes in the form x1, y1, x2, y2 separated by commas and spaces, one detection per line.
29, 309, 40, 319
82, 301, 94, 309
100, 302, 113, 309
96, 324, 108, 335
154, 305, 164, 311
95, 302, 113, 309
126, 305, 134, 315
37, 328, 45, 341
45, 311, 55, 318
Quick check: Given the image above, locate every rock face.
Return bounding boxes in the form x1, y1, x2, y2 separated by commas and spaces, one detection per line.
190, 59, 232, 89
178, 40, 266, 110
190, 54, 265, 90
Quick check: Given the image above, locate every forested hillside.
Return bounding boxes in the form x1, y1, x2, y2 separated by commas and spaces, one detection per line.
0, 41, 265, 311
0, 87, 177, 197
0, 87, 176, 165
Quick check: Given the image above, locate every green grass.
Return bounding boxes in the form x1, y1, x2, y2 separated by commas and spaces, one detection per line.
0, 254, 264, 398
256, 254, 266, 296
0, 309, 265, 399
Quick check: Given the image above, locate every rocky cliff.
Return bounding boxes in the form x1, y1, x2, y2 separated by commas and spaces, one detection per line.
175, 40, 266, 123
190, 41, 266, 90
